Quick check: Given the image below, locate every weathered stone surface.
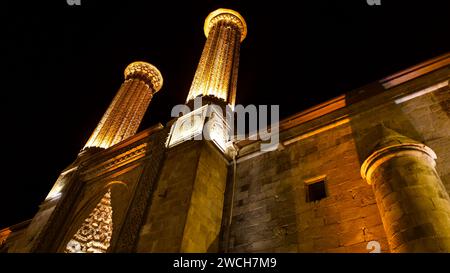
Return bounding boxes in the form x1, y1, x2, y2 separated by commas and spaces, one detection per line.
221, 122, 387, 253
136, 140, 228, 252
367, 151, 450, 252
219, 63, 450, 253
4, 49, 449, 254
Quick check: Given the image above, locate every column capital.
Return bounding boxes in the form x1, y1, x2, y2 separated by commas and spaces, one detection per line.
360, 127, 437, 182
124, 61, 163, 92
204, 8, 247, 42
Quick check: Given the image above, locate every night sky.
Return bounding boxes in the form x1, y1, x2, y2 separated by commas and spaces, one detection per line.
2, 0, 449, 228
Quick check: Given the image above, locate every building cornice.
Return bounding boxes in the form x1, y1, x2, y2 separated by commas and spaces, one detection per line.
234, 52, 449, 158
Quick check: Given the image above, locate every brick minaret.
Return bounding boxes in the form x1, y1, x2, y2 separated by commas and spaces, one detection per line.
186, 8, 247, 107
84, 61, 163, 150
137, 9, 247, 253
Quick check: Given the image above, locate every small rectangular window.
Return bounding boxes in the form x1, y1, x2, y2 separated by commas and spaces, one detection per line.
305, 175, 327, 203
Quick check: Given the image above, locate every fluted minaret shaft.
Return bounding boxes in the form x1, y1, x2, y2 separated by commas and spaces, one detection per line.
186, 9, 247, 107
84, 61, 163, 150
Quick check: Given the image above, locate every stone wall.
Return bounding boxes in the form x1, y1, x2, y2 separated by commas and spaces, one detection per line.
221, 64, 449, 253
349, 66, 450, 191
222, 122, 388, 253
137, 140, 228, 252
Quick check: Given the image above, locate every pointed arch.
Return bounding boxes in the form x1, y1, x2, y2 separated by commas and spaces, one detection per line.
65, 189, 113, 253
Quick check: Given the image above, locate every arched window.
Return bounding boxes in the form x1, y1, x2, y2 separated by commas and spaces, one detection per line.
65, 189, 113, 253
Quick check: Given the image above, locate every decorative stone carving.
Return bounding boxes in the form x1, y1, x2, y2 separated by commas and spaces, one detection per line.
114, 128, 169, 252
167, 105, 232, 152
204, 8, 247, 42
84, 62, 163, 149
65, 190, 113, 253
124, 61, 163, 92
186, 9, 246, 105
82, 143, 148, 180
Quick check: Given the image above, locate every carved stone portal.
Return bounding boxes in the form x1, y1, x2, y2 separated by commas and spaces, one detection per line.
65, 190, 113, 253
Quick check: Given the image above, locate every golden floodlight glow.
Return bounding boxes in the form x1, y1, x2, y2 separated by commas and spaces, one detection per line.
65, 189, 113, 253
204, 8, 247, 42
83, 61, 163, 150
124, 61, 163, 92
186, 8, 247, 106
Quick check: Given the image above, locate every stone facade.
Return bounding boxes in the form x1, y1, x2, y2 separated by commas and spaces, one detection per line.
137, 140, 228, 252
218, 56, 449, 253
0, 8, 449, 253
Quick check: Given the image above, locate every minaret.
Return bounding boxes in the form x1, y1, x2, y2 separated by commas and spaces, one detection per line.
9, 61, 163, 253
83, 61, 163, 150
137, 9, 247, 253
186, 8, 247, 107
167, 9, 247, 151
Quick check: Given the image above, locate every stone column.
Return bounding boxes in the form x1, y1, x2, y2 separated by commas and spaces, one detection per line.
361, 128, 450, 252
83, 61, 163, 150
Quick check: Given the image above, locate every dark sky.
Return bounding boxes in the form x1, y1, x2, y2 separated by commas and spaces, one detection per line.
2, 0, 449, 228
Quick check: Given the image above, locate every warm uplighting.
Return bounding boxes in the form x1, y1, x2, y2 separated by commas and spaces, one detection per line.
186, 8, 246, 106
83, 61, 163, 150
204, 8, 247, 42
124, 61, 163, 92
65, 190, 113, 253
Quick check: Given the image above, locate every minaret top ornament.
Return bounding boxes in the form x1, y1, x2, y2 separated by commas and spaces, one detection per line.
203, 8, 247, 42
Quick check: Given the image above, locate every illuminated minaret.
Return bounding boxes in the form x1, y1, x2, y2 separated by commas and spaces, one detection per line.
167, 9, 247, 151
83, 61, 163, 150
186, 8, 247, 107
139, 9, 247, 253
